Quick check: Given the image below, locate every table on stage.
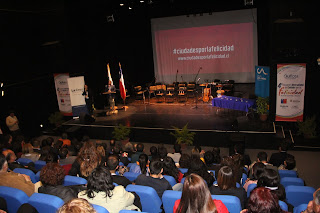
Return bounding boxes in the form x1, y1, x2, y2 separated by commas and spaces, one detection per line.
212, 96, 256, 112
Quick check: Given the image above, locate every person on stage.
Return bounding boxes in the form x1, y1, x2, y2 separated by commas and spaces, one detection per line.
82, 84, 94, 115
105, 80, 116, 111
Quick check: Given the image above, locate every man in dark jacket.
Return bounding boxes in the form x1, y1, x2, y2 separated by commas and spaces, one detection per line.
269, 139, 294, 167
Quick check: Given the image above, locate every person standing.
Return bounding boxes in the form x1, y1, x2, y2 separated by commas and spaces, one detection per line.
105, 80, 116, 112
82, 84, 94, 115
5, 110, 21, 137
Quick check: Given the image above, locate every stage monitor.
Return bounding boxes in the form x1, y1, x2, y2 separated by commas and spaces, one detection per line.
151, 9, 258, 84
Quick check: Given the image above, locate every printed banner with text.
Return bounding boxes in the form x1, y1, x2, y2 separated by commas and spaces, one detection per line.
54, 73, 72, 116
276, 64, 306, 122
255, 66, 270, 98
67, 76, 87, 117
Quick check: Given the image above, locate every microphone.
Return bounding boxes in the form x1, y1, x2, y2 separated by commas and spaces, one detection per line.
197, 77, 200, 82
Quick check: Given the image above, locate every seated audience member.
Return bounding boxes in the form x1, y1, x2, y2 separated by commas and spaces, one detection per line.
185, 157, 214, 187
2, 134, 13, 150
303, 188, 320, 213
31, 138, 41, 154
204, 151, 220, 171
234, 143, 251, 167
21, 142, 40, 162
249, 151, 277, 173
52, 140, 63, 156
212, 147, 221, 163
158, 146, 168, 161
2, 149, 37, 173
243, 162, 265, 192
69, 141, 101, 179
210, 166, 247, 209
215, 156, 241, 183
58, 132, 71, 147
269, 139, 294, 168
241, 187, 289, 213
167, 143, 182, 164
174, 173, 228, 213
107, 155, 132, 187
38, 163, 77, 202
45, 152, 59, 163
149, 146, 159, 161
232, 153, 248, 181
11, 135, 25, 159
163, 156, 184, 183
57, 198, 97, 213
178, 153, 191, 168
96, 145, 107, 165
130, 153, 149, 175
0, 153, 35, 196
135, 159, 172, 198
106, 139, 116, 154
278, 155, 297, 171
78, 166, 141, 213
124, 142, 134, 157
59, 147, 77, 165
131, 143, 144, 163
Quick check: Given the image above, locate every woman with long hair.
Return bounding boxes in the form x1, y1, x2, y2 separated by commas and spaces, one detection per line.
129, 153, 149, 175
184, 157, 214, 187
69, 141, 101, 178
78, 166, 140, 213
163, 156, 183, 183
243, 162, 265, 192
174, 173, 228, 213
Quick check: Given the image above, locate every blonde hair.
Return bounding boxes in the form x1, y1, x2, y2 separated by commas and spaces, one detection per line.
57, 198, 97, 213
96, 145, 106, 157
22, 143, 33, 154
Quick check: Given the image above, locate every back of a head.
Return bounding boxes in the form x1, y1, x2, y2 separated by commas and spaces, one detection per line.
0, 154, 7, 171
217, 166, 236, 190
257, 151, 268, 162
314, 189, 320, 213
149, 159, 163, 175
46, 137, 54, 146
136, 143, 144, 152
87, 166, 114, 198
177, 173, 217, 213
280, 139, 290, 152
59, 148, 69, 160
173, 143, 181, 153
57, 198, 97, 213
247, 187, 282, 213
234, 143, 245, 155
96, 145, 106, 157
31, 138, 41, 148
22, 143, 33, 154
252, 162, 266, 180
40, 163, 65, 186
62, 133, 68, 140
150, 146, 158, 156
45, 153, 59, 163
204, 151, 214, 165
107, 155, 119, 170
285, 156, 296, 170
257, 168, 280, 188
158, 146, 168, 159
179, 154, 191, 168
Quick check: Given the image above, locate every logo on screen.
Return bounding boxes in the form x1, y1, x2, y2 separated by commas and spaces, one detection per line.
281, 99, 287, 104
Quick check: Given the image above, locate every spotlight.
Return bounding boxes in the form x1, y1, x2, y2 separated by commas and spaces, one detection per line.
129, 6, 132, 9
120, 3, 124, 6
40, 124, 43, 128
140, 0, 144, 2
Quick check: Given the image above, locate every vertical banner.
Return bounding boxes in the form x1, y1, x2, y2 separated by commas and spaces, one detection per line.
54, 73, 72, 116
67, 76, 87, 117
255, 66, 270, 98
276, 64, 306, 122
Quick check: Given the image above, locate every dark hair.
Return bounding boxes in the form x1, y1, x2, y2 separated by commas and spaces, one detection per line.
177, 173, 217, 213
0, 154, 6, 170
158, 146, 167, 160
139, 154, 149, 174
247, 187, 283, 213
149, 146, 158, 159
136, 143, 144, 152
162, 156, 180, 182
46, 137, 54, 146
257, 152, 268, 162
40, 163, 66, 186
86, 166, 115, 199
45, 153, 59, 163
204, 151, 214, 165
59, 148, 69, 160
280, 139, 291, 152
212, 148, 221, 164
185, 157, 214, 187
217, 166, 236, 190
285, 156, 296, 170
173, 143, 181, 153
179, 154, 191, 168
251, 162, 266, 180
107, 155, 119, 170
149, 159, 163, 175
54, 140, 63, 150
234, 143, 245, 155
31, 138, 41, 148
257, 168, 286, 201
194, 145, 201, 153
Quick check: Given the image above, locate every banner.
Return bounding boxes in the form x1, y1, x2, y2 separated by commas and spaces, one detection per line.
276, 64, 306, 122
67, 76, 87, 117
54, 73, 72, 116
255, 66, 270, 98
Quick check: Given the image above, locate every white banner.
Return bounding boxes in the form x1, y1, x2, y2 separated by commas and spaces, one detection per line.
67, 76, 86, 107
54, 73, 72, 116
276, 64, 306, 122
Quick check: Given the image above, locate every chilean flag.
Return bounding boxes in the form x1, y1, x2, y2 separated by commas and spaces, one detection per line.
119, 62, 126, 100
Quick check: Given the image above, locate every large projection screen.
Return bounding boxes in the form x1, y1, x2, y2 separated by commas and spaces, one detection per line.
151, 9, 258, 84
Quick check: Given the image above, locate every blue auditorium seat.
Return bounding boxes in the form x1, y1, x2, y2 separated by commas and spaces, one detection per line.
247, 183, 257, 197
241, 173, 248, 186
278, 170, 298, 179
178, 168, 188, 174
34, 160, 46, 171
63, 175, 87, 186
126, 184, 162, 213
212, 195, 242, 213
162, 190, 181, 213
280, 177, 304, 188
28, 193, 64, 213
16, 158, 33, 166
279, 200, 288, 211
35, 171, 40, 182
92, 204, 109, 213
293, 203, 308, 213
0, 186, 29, 213
119, 210, 148, 213
163, 175, 177, 187
13, 168, 37, 183
123, 172, 140, 181
286, 185, 315, 207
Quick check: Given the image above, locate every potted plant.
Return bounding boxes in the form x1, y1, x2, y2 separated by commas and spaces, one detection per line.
48, 112, 65, 128
112, 124, 131, 145
256, 97, 269, 121
297, 115, 317, 139
170, 123, 195, 149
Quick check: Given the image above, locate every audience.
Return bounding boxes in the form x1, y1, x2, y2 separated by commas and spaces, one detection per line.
78, 166, 141, 213
243, 162, 265, 192
249, 151, 277, 173
135, 159, 172, 198
278, 155, 297, 171
162, 156, 184, 183
2, 149, 38, 173
210, 166, 247, 209
131, 143, 144, 163
174, 173, 228, 213
38, 163, 77, 202
58, 147, 77, 165
21, 142, 40, 162
167, 143, 182, 164
57, 198, 97, 213
149, 145, 159, 161
178, 153, 191, 168
129, 153, 149, 175
107, 155, 132, 187
58, 132, 71, 147
241, 187, 289, 213
234, 143, 251, 167
269, 139, 294, 167
184, 157, 214, 187
158, 146, 168, 161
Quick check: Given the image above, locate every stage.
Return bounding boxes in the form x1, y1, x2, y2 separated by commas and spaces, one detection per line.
60, 96, 285, 150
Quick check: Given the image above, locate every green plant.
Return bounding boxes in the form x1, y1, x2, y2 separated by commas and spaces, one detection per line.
256, 97, 269, 115
112, 124, 131, 141
170, 123, 195, 145
297, 115, 317, 138
48, 112, 65, 127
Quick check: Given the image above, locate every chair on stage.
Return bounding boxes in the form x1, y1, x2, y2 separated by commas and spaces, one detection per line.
222, 80, 235, 96
148, 85, 157, 101
186, 82, 196, 98
134, 86, 146, 102
165, 84, 175, 103
155, 84, 166, 102
177, 83, 187, 102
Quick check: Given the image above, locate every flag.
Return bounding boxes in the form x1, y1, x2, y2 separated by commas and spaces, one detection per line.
119, 62, 126, 100
107, 63, 113, 85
